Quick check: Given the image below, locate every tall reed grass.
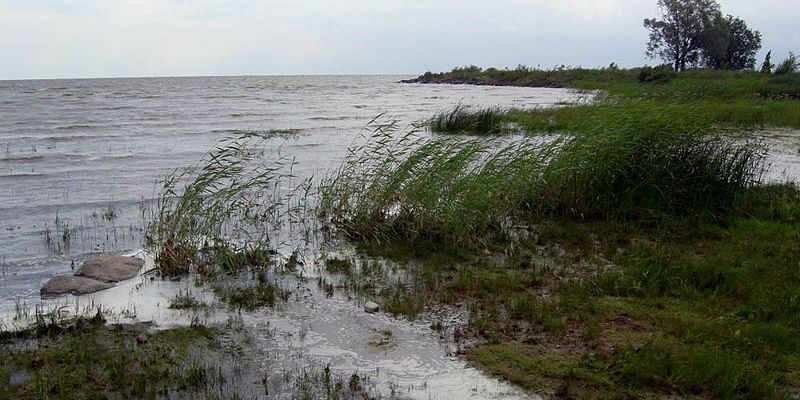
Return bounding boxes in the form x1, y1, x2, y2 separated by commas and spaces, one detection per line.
320, 116, 765, 247
320, 120, 556, 246
145, 131, 305, 277
427, 104, 507, 135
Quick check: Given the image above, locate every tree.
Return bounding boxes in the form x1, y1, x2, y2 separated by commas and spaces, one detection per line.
644, 0, 722, 71
701, 15, 762, 70
760, 51, 773, 74
775, 52, 798, 75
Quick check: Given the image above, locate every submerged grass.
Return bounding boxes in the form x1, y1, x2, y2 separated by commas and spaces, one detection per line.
145, 131, 282, 277
143, 131, 311, 311
0, 317, 218, 400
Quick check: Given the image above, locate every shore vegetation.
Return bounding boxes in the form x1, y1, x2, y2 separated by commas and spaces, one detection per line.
344, 64, 800, 398
4, 61, 800, 400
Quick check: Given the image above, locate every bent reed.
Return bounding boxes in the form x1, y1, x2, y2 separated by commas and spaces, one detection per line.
321, 115, 765, 249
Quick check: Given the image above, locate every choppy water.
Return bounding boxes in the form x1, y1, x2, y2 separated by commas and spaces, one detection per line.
3, 76, 799, 399
0, 75, 596, 399
0, 76, 588, 303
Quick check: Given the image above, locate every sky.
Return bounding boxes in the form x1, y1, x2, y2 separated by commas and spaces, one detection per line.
1, 0, 797, 80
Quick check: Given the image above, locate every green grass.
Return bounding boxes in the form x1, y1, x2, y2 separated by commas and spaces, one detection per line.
505, 97, 800, 134
355, 184, 800, 398
321, 115, 764, 249
118, 64, 800, 398
410, 65, 800, 99
145, 131, 300, 278
319, 114, 796, 396
427, 103, 507, 135
0, 319, 218, 399
416, 66, 800, 133
323, 68, 800, 397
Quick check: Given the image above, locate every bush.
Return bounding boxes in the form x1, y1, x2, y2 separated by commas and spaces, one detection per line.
774, 52, 798, 75
637, 65, 676, 84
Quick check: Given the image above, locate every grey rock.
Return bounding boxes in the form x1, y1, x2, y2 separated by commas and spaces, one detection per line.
136, 334, 148, 344
9, 370, 31, 386
75, 255, 144, 283
40, 275, 114, 296
364, 301, 380, 314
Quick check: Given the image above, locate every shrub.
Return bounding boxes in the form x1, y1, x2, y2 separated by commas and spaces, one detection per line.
774, 52, 798, 75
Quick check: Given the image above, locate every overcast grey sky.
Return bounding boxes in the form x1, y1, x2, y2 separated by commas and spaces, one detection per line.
1, 0, 797, 80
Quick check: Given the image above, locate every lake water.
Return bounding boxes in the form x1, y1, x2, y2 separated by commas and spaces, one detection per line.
2, 75, 798, 399
0, 75, 589, 304
0, 75, 600, 399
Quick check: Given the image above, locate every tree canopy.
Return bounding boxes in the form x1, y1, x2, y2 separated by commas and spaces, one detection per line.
701, 15, 762, 70
644, 0, 761, 71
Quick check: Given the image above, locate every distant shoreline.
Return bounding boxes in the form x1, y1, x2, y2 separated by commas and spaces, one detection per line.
399, 75, 568, 88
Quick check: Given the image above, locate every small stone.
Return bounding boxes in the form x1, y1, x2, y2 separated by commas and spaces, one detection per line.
136, 334, 148, 344
364, 301, 380, 314
75, 255, 144, 283
41, 275, 114, 296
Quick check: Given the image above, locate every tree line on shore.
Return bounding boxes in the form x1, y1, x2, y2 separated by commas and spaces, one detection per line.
644, 0, 795, 73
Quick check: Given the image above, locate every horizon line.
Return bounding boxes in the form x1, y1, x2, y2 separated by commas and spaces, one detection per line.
0, 72, 422, 83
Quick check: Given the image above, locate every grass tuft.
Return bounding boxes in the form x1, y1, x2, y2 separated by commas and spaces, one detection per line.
145, 131, 306, 278
427, 104, 507, 135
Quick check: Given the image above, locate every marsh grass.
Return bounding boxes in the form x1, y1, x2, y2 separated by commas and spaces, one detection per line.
321, 117, 765, 248
427, 104, 507, 135
320, 120, 558, 247
145, 131, 309, 278
538, 126, 766, 221
414, 67, 800, 132
316, 115, 787, 398
0, 319, 220, 400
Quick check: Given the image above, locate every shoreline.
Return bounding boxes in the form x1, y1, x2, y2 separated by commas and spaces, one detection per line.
3, 69, 800, 398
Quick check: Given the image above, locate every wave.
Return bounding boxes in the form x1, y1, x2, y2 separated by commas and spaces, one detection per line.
55, 124, 95, 130
98, 105, 135, 111
308, 116, 352, 121
36, 87, 68, 92
0, 154, 45, 162
228, 112, 278, 118
0, 172, 49, 180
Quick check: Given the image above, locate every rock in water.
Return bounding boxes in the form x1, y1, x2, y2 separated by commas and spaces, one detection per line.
40, 275, 114, 296
364, 301, 380, 314
75, 256, 144, 283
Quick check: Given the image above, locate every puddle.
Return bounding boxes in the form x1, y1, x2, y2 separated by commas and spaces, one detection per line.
1, 246, 536, 400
